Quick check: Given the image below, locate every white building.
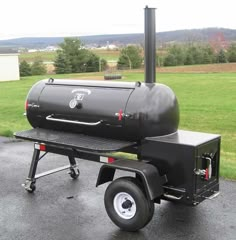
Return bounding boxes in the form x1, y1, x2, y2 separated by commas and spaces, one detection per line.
0, 53, 20, 81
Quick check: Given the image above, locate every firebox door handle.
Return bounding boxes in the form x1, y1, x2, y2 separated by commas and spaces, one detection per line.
46, 115, 103, 126
205, 157, 212, 179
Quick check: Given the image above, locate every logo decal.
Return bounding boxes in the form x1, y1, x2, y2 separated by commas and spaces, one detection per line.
75, 93, 85, 101
69, 88, 91, 109
72, 88, 91, 95
69, 99, 77, 109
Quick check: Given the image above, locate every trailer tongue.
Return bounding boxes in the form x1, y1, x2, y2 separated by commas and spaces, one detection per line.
14, 7, 220, 232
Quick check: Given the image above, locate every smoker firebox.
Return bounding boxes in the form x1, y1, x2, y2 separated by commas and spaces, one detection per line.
141, 130, 220, 205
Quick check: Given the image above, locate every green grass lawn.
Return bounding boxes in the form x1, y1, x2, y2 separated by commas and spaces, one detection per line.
0, 72, 235, 179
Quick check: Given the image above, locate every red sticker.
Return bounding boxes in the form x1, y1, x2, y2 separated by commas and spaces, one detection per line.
40, 144, 46, 151
205, 168, 209, 180
108, 157, 115, 163
118, 109, 123, 121
25, 100, 28, 110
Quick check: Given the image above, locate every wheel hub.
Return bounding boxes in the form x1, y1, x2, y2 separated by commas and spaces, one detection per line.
113, 192, 136, 219
122, 199, 133, 209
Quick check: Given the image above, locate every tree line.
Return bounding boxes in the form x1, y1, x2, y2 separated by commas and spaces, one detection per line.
20, 58, 47, 76
116, 43, 236, 69
161, 43, 236, 67
54, 38, 107, 74
20, 37, 236, 77
20, 37, 108, 76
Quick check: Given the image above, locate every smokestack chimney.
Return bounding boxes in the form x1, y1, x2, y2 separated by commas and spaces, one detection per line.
144, 6, 156, 83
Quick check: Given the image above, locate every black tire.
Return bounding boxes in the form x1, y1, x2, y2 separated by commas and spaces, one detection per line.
69, 168, 80, 179
26, 183, 36, 193
104, 177, 154, 232
129, 177, 155, 225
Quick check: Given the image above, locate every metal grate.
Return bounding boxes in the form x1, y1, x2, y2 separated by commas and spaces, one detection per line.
14, 128, 135, 152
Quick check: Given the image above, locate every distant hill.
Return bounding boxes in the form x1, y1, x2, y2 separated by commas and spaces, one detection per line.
0, 28, 236, 49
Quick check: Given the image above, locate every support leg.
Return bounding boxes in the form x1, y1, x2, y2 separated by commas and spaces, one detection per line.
68, 156, 80, 179
23, 147, 40, 193
68, 156, 77, 166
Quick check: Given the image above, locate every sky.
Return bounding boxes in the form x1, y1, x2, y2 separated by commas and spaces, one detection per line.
0, 0, 235, 40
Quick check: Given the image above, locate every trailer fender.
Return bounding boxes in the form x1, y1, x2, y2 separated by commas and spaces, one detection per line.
96, 160, 167, 200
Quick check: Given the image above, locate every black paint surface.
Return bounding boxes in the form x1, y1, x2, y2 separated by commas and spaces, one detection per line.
26, 79, 179, 141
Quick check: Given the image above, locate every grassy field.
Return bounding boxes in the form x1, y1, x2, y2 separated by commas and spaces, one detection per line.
92, 49, 120, 61
19, 52, 56, 62
19, 49, 120, 63
0, 72, 235, 179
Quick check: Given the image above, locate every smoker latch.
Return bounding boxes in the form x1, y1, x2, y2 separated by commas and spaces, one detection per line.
115, 110, 131, 120
194, 154, 213, 180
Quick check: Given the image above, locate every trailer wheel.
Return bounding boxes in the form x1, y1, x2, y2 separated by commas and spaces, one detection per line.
69, 168, 80, 179
104, 177, 154, 231
26, 183, 36, 193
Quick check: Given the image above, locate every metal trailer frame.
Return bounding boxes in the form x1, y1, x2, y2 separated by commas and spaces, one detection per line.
15, 128, 165, 200
15, 128, 220, 202
14, 128, 221, 231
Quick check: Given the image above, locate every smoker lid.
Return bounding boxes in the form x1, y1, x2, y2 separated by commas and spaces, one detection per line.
43, 79, 140, 89
14, 128, 136, 152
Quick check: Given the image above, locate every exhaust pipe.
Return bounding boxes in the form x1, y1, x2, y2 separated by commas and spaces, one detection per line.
144, 6, 156, 83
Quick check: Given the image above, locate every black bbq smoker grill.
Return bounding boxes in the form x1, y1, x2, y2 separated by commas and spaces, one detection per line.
15, 7, 220, 232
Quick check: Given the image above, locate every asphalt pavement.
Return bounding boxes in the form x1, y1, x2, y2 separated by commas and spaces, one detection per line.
0, 137, 235, 240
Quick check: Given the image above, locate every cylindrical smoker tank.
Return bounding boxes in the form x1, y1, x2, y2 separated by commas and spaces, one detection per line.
25, 79, 179, 141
